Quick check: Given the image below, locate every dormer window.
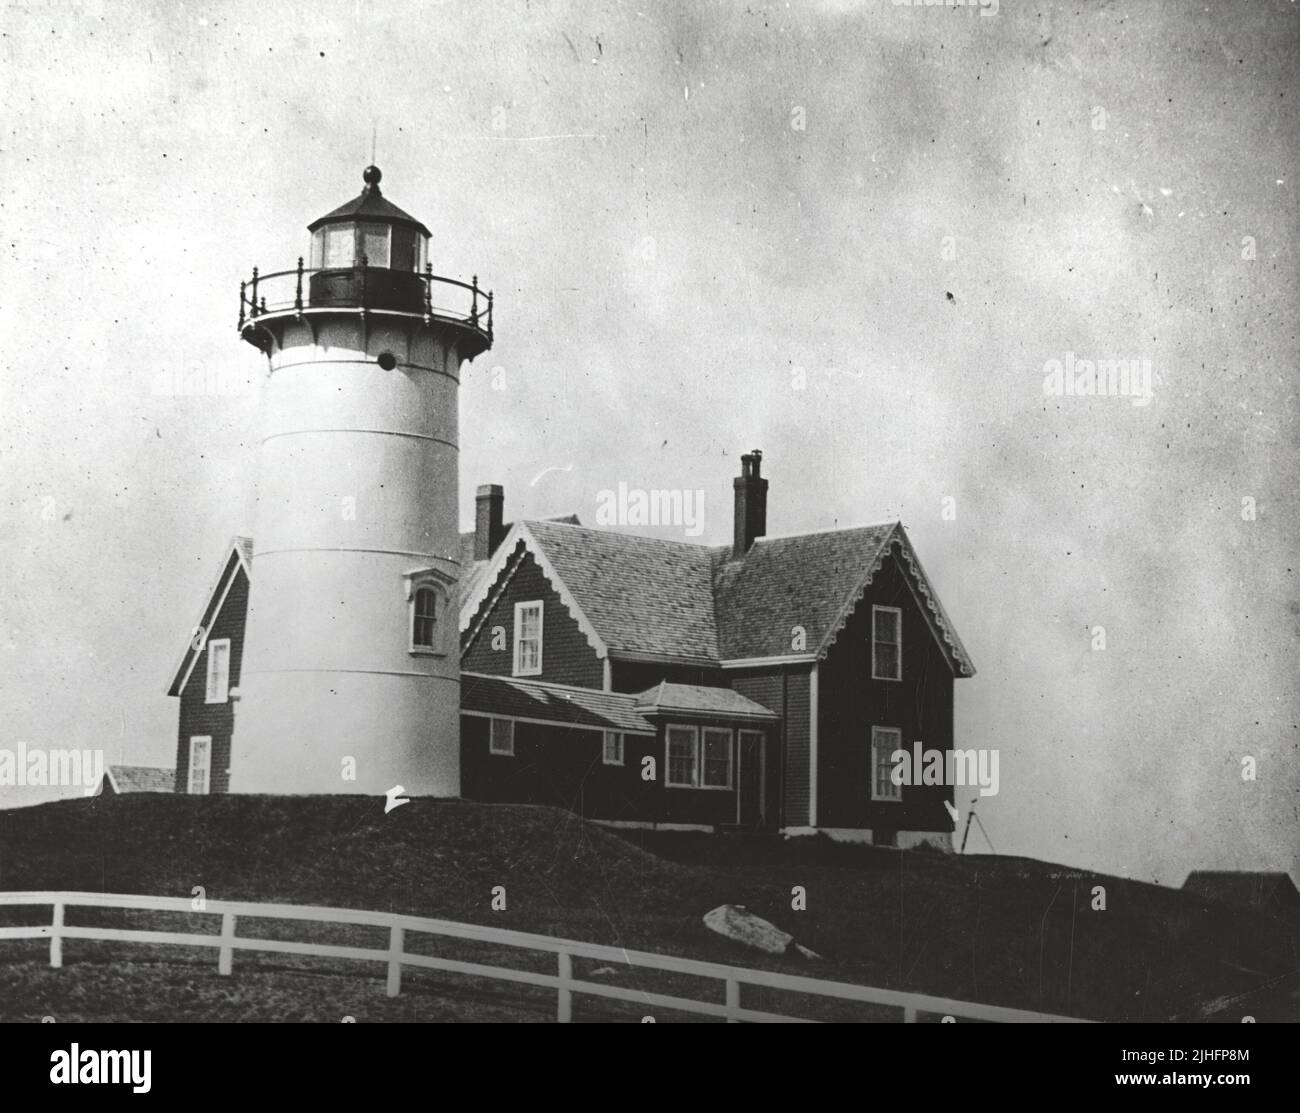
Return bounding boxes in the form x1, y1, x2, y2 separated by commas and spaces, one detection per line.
405, 568, 453, 656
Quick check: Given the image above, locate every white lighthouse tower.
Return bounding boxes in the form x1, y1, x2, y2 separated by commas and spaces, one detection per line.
231, 166, 491, 796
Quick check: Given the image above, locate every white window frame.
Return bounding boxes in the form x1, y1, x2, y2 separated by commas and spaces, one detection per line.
188, 735, 212, 795
602, 731, 624, 766
871, 726, 903, 802
513, 600, 544, 677
409, 582, 444, 655
205, 638, 231, 704
871, 605, 902, 682
664, 725, 699, 787
489, 717, 515, 756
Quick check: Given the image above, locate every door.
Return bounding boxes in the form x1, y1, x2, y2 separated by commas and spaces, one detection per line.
737, 730, 765, 827
188, 736, 211, 795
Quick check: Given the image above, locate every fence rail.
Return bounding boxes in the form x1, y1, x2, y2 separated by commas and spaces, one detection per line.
0, 891, 1090, 1024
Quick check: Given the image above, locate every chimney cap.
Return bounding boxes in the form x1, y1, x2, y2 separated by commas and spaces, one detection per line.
476, 483, 504, 498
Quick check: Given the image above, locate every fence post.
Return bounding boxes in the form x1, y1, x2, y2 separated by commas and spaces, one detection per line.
386, 925, 404, 998
725, 978, 740, 1022
49, 901, 63, 969
903, 1005, 917, 1023
218, 912, 235, 976
557, 951, 572, 1022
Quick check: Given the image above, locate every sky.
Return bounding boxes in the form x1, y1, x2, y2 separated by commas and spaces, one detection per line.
1, 0, 1296, 887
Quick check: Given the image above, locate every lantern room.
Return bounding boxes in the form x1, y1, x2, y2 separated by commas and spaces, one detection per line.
237, 165, 492, 358
308, 165, 430, 271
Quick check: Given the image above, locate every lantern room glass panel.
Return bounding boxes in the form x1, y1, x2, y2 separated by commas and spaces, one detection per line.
390, 226, 417, 273
322, 224, 355, 269
360, 222, 390, 268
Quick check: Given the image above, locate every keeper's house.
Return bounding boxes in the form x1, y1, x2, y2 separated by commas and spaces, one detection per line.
166, 451, 975, 847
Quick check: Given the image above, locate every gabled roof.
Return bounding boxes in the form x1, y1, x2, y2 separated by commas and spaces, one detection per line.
460, 672, 655, 735
460, 519, 975, 677
166, 536, 252, 697
101, 765, 175, 794
457, 513, 580, 609
634, 682, 778, 722
715, 522, 974, 674
463, 520, 722, 662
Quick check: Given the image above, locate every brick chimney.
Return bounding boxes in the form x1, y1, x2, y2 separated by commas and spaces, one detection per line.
475, 484, 505, 560
732, 450, 768, 558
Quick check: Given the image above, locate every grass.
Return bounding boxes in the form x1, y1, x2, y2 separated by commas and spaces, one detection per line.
0, 795, 1295, 1022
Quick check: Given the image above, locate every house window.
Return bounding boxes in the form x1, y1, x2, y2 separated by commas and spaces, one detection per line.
412, 586, 438, 650
490, 717, 515, 756
665, 725, 698, 787
205, 639, 231, 703
602, 731, 624, 766
664, 725, 734, 789
188, 736, 212, 795
701, 728, 733, 789
872, 606, 902, 681
871, 726, 903, 802
513, 601, 543, 676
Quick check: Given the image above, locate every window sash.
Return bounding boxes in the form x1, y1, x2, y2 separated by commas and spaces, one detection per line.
602, 731, 624, 766
872, 606, 902, 681
871, 727, 902, 801
188, 736, 211, 795
490, 717, 515, 755
665, 726, 698, 787
205, 640, 230, 703
413, 587, 438, 648
513, 602, 543, 676
701, 728, 733, 788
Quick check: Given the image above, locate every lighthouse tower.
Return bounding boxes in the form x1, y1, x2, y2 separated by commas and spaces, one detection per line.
231, 166, 491, 796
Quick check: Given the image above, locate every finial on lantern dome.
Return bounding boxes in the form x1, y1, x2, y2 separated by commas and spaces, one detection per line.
362, 165, 382, 192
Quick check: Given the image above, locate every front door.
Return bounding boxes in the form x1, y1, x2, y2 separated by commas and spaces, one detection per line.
737, 730, 765, 827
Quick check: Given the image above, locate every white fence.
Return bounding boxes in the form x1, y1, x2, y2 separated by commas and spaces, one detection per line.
0, 891, 1090, 1023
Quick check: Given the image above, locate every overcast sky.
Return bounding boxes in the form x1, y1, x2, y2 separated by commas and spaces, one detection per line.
1, 0, 1295, 886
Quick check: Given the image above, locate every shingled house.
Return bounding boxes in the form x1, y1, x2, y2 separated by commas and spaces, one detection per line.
166, 451, 974, 847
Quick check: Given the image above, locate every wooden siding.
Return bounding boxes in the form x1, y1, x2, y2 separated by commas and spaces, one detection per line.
728, 668, 809, 828
174, 565, 249, 796
817, 546, 955, 835
461, 550, 604, 689
461, 715, 769, 827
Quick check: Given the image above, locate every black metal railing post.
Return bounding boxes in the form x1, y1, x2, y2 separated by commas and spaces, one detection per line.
294, 257, 303, 312
239, 280, 246, 329
424, 264, 433, 316
250, 267, 259, 318
487, 290, 493, 341
471, 276, 479, 327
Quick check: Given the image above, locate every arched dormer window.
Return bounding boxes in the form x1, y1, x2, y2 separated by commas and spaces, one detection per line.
404, 566, 454, 657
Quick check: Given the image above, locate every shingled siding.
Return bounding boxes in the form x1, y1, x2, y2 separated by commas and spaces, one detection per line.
729, 667, 810, 828
461, 550, 605, 689
174, 566, 248, 796
461, 716, 745, 826
817, 546, 955, 836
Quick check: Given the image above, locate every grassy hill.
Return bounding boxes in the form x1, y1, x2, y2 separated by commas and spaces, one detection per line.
0, 795, 1295, 1022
